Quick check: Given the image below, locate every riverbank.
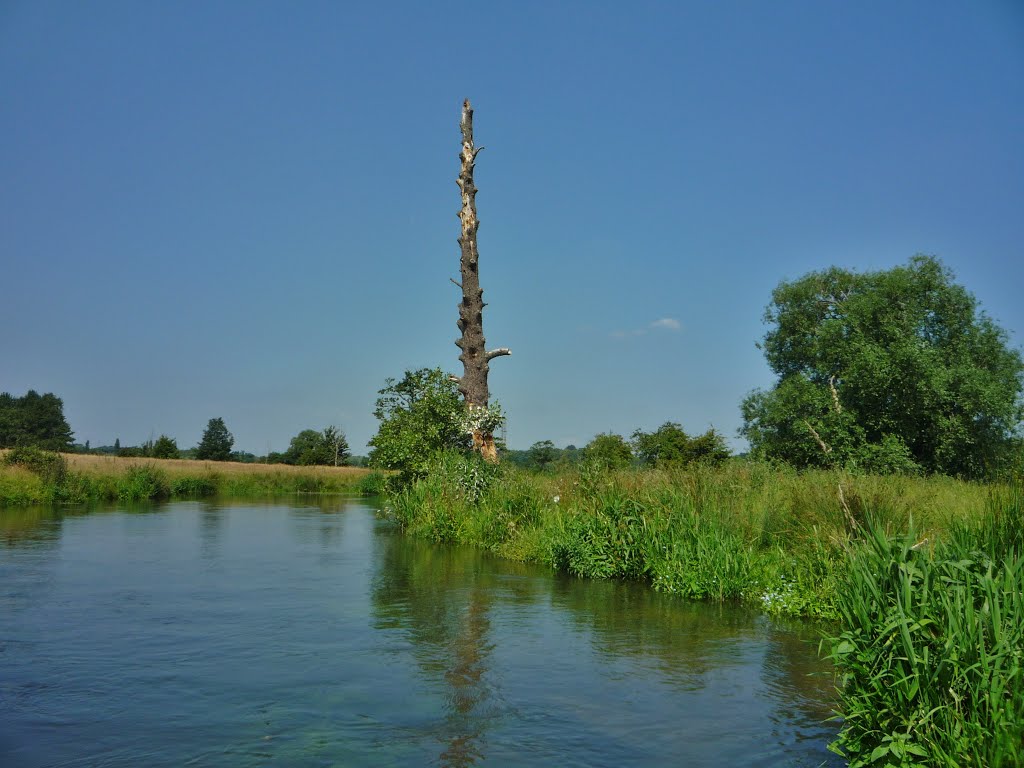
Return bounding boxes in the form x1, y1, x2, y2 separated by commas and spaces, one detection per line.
0, 448, 374, 504
382, 454, 1023, 766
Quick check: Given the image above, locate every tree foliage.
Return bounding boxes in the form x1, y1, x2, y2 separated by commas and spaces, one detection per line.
741, 256, 1024, 477
526, 440, 558, 472
278, 426, 350, 466
151, 435, 179, 459
368, 368, 471, 480
0, 390, 74, 451
195, 417, 234, 461
631, 423, 730, 468
583, 433, 634, 469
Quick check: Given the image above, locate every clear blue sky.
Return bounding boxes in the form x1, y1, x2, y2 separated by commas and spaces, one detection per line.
3, 1, 1022, 455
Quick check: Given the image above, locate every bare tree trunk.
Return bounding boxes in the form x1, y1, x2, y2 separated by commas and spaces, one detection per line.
453, 99, 509, 462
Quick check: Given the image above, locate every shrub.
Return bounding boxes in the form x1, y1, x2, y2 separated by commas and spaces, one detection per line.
3, 446, 68, 486
117, 466, 170, 501
152, 435, 180, 459
357, 471, 392, 496
170, 476, 217, 497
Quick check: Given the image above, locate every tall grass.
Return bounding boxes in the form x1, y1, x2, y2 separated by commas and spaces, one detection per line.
0, 449, 371, 505
384, 454, 992, 618
827, 503, 1023, 766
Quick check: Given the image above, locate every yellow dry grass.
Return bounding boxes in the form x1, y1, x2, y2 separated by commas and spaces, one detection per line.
59, 453, 371, 479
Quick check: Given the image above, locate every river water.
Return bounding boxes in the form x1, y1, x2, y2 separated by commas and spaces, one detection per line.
1, 499, 842, 767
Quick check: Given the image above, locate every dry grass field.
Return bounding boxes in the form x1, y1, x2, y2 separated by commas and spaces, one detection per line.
1, 449, 376, 505
60, 452, 370, 479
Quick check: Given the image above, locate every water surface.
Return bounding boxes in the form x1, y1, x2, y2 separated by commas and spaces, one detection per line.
0, 500, 841, 767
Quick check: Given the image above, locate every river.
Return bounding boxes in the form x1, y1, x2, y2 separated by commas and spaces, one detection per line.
1, 499, 842, 767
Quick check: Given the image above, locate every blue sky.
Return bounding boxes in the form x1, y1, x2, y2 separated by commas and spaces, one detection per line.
2, 1, 1022, 455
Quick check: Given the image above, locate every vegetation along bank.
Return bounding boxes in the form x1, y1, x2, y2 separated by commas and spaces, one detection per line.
0, 448, 373, 506
380, 454, 1023, 767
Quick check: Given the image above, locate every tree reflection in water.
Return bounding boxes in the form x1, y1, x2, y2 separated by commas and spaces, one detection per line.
371, 531, 518, 767
370, 525, 840, 767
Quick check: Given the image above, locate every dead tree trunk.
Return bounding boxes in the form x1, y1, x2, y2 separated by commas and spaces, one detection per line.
453, 99, 509, 462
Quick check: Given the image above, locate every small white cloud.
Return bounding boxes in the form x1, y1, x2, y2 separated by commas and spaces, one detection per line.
650, 317, 681, 331
611, 318, 681, 339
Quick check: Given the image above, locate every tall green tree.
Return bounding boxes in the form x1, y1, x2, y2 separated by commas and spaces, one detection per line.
0, 390, 74, 451
369, 368, 471, 480
632, 423, 730, 468
281, 426, 350, 466
195, 417, 234, 461
321, 425, 350, 466
741, 255, 1024, 477
526, 440, 557, 472
151, 435, 180, 459
583, 432, 634, 469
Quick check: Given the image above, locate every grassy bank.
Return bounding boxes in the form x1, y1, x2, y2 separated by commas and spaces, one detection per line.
382, 454, 1023, 765
0, 448, 376, 504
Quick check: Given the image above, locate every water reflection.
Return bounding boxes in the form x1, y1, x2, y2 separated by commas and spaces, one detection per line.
198, 504, 225, 559
371, 527, 840, 767
0, 506, 67, 547
372, 535, 507, 767
1, 502, 841, 768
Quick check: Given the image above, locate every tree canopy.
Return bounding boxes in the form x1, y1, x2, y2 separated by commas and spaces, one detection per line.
195, 417, 234, 461
583, 432, 634, 469
276, 426, 350, 466
526, 440, 558, 472
0, 390, 74, 451
741, 255, 1024, 477
368, 368, 471, 479
151, 435, 180, 459
631, 423, 730, 468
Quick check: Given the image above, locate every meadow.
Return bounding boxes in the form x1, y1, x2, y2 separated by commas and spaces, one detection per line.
0, 448, 372, 504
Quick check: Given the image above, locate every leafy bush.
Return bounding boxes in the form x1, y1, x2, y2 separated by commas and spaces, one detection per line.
582, 433, 633, 469
368, 368, 471, 481
357, 471, 392, 496
3, 446, 68, 485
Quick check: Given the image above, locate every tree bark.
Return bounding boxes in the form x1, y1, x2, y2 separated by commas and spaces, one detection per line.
453, 99, 509, 462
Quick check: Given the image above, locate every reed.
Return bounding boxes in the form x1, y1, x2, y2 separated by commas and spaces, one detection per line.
384, 455, 994, 617
827, 509, 1023, 766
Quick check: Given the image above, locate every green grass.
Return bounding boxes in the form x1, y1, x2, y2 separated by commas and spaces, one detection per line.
827, 504, 1023, 766
383, 455, 994, 618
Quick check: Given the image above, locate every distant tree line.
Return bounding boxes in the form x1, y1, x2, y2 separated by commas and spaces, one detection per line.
501, 424, 730, 473
3, 405, 360, 467
366, 369, 731, 477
